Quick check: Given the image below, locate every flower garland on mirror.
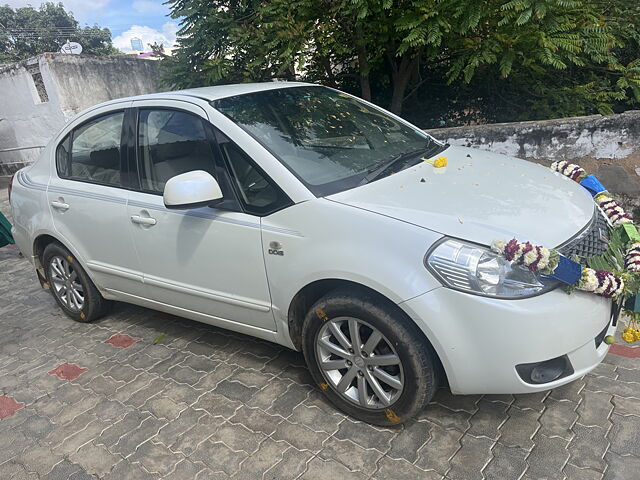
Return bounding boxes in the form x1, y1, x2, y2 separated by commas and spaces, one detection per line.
492, 161, 640, 344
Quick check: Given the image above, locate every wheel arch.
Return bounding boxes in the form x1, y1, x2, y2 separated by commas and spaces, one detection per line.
286, 278, 447, 386
32, 232, 96, 286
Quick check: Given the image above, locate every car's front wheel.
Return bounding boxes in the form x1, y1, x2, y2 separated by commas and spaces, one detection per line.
43, 242, 109, 322
302, 288, 437, 425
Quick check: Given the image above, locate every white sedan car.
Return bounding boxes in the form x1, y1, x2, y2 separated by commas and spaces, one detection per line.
9, 82, 616, 425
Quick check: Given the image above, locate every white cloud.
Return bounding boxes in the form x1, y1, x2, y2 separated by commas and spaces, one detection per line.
113, 22, 178, 52
132, 0, 169, 15
2, 0, 112, 23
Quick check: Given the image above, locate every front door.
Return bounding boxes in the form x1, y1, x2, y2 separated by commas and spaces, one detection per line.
126, 100, 277, 331
47, 106, 145, 296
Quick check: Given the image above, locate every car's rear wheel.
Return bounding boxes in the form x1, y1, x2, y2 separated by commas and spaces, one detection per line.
302, 288, 437, 425
43, 243, 109, 322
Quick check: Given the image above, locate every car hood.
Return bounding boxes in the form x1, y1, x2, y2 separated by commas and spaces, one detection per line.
328, 146, 595, 247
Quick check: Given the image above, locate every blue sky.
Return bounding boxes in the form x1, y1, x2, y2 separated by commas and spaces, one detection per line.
4, 0, 179, 52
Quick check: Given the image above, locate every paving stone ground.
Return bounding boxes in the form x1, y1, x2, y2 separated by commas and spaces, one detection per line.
1, 186, 639, 479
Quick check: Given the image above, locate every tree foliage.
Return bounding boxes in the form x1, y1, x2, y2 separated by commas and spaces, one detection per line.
162, 0, 640, 123
0, 2, 117, 63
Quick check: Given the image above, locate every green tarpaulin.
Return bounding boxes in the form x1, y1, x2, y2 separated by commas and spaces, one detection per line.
0, 211, 14, 247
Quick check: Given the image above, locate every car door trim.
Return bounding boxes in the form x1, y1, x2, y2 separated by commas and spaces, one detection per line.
142, 274, 272, 312
86, 261, 144, 282
103, 288, 279, 337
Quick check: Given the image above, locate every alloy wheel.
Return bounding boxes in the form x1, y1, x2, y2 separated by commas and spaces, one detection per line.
315, 317, 404, 409
49, 255, 84, 312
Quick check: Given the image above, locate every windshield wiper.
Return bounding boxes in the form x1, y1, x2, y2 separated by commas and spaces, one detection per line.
358, 141, 445, 186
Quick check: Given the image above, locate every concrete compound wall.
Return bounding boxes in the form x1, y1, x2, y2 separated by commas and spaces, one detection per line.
427, 111, 640, 218
0, 53, 163, 175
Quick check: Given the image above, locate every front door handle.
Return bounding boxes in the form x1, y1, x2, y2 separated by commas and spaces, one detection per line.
50, 200, 70, 211
130, 215, 157, 226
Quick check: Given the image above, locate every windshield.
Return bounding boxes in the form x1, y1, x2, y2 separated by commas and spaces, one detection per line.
211, 86, 441, 196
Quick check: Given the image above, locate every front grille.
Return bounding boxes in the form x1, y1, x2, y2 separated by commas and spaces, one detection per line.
558, 209, 610, 261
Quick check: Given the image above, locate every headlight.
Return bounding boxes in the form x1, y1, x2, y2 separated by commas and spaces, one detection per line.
425, 238, 558, 298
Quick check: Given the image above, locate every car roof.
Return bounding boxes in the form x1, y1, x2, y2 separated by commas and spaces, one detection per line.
97, 81, 316, 108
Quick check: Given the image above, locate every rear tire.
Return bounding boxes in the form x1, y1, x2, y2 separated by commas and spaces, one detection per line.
43, 243, 109, 322
301, 288, 436, 426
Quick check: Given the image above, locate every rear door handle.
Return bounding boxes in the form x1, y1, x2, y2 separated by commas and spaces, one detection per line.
50, 200, 70, 211
130, 215, 157, 226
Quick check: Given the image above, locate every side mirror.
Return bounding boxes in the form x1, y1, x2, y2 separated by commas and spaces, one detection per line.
163, 170, 223, 209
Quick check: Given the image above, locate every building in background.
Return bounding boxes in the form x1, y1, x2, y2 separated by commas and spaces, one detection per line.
130, 37, 144, 52
0, 53, 164, 175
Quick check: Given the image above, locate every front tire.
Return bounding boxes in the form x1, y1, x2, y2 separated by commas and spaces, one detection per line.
43, 243, 109, 322
302, 288, 436, 426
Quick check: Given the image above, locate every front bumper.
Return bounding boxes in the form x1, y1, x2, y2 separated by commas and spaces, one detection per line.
400, 286, 614, 394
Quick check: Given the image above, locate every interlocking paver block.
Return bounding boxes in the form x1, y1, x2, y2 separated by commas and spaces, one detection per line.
69, 442, 121, 477
271, 419, 328, 452
171, 414, 219, 455
333, 418, 395, 452
467, 398, 509, 440
415, 423, 462, 474
143, 394, 186, 421
418, 403, 472, 431
192, 391, 241, 419
525, 433, 569, 480
498, 405, 541, 450
213, 379, 260, 403
447, 434, 494, 480
263, 447, 314, 480
567, 424, 608, 472
300, 456, 369, 480
0, 394, 25, 418
604, 450, 640, 480
375, 457, 443, 480
104, 334, 140, 349
111, 415, 166, 457
319, 436, 382, 476
577, 390, 614, 428
482, 443, 527, 480
191, 439, 247, 476
608, 413, 640, 457
539, 397, 578, 439
287, 403, 343, 434
562, 463, 603, 480
47, 363, 87, 381
129, 440, 182, 476
231, 438, 288, 479
387, 420, 431, 463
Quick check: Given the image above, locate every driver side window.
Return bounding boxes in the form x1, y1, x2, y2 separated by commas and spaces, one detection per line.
214, 130, 290, 215
138, 109, 217, 193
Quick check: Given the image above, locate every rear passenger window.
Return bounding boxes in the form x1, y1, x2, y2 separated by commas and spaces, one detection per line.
56, 135, 70, 177
59, 112, 124, 186
138, 109, 217, 193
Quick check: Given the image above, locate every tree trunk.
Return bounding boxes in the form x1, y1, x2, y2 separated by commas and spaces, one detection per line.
358, 54, 372, 101
355, 25, 371, 101
388, 55, 413, 115
321, 56, 337, 88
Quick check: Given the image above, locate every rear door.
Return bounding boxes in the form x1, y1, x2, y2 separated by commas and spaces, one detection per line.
126, 99, 278, 331
47, 104, 145, 296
